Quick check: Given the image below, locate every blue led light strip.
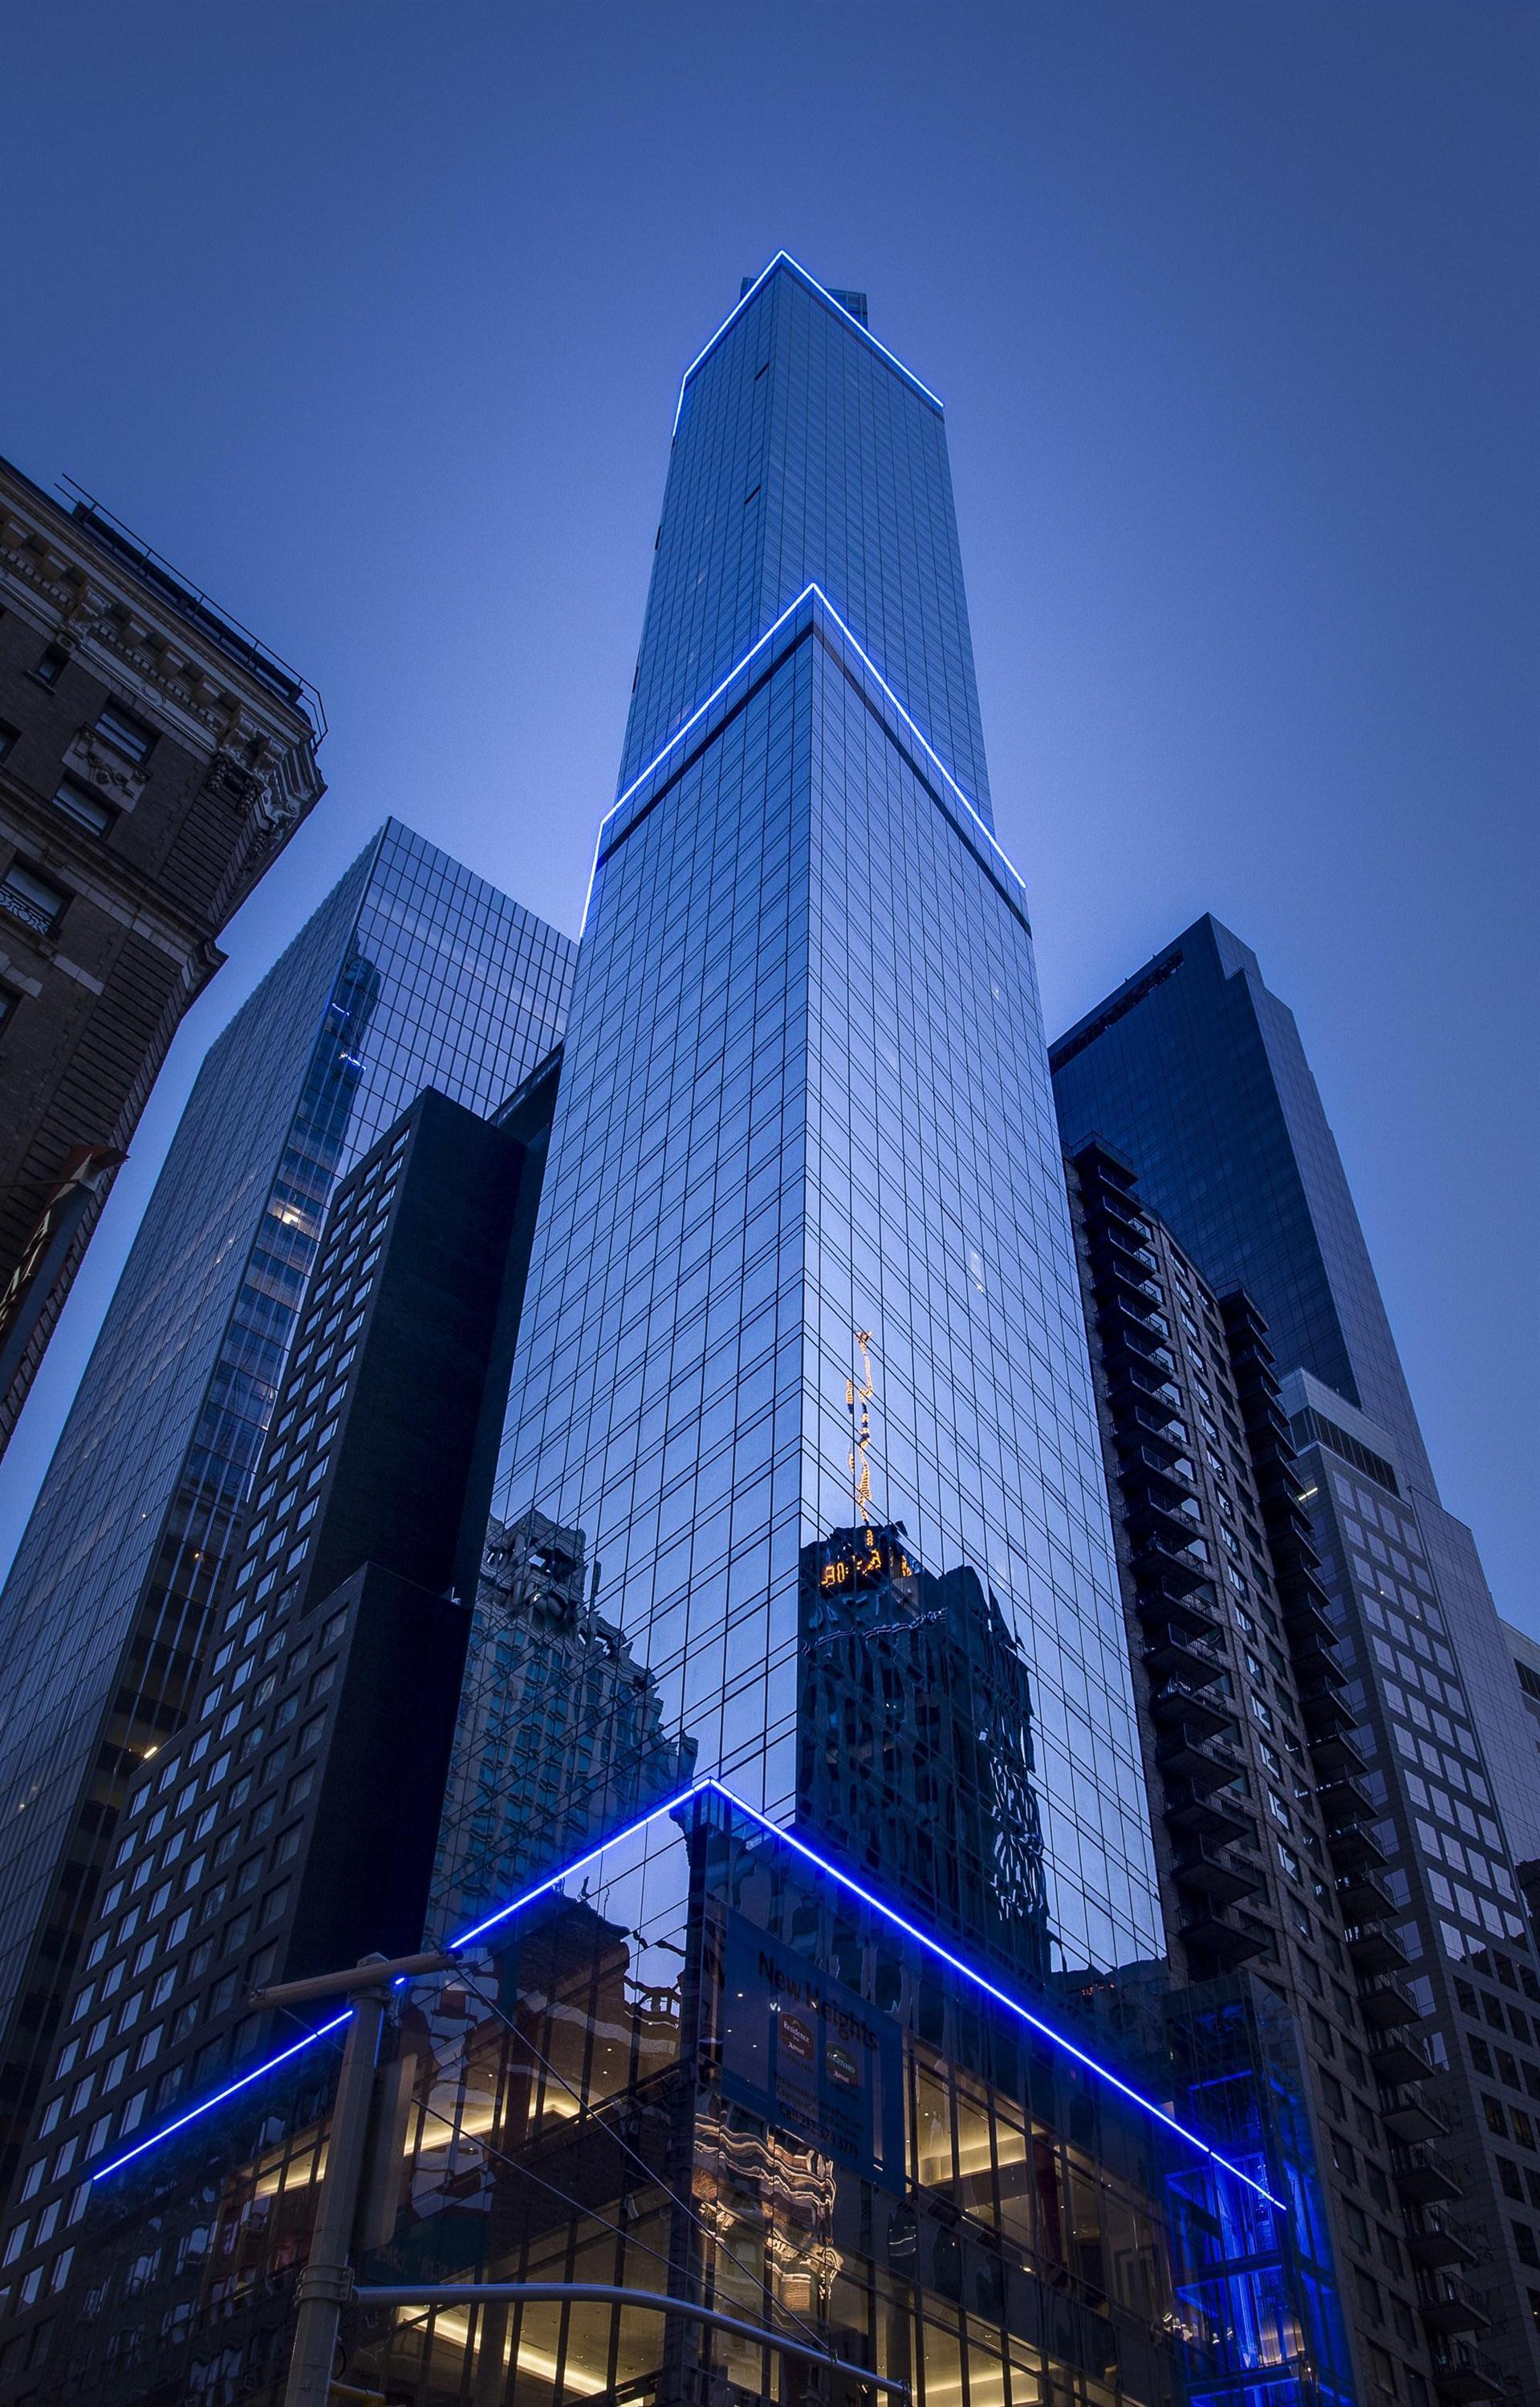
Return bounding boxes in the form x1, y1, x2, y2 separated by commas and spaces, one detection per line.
469, 1777, 1283, 2211
88, 1779, 1283, 2214
672, 251, 944, 440
585, 584, 1026, 934
450, 1776, 713, 1949
92, 2009, 351, 2183
695, 1784, 1286, 2213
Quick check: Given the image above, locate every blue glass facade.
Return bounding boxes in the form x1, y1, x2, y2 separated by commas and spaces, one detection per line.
621, 256, 993, 827
453, 264, 1160, 1986
0, 821, 574, 2184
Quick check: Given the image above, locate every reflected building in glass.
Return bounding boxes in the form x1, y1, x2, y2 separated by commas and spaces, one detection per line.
0, 821, 575, 2196
0, 265, 1353, 2407
798, 1514, 1052, 1987
453, 255, 1162, 1985
431, 1510, 697, 1938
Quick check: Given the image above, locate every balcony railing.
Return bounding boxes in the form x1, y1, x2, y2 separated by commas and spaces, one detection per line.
1171, 1844, 1260, 1909
1429, 2335, 1505, 2404
1406, 2206, 1480, 2270
1392, 2140, 1464, 2204
1358, 1971, 1419, 2030
1335, 1867, 1396, 1923
0, 883, 55, 938
1381, 2086, 1452, 2145
1369, 2026, 1434, 2085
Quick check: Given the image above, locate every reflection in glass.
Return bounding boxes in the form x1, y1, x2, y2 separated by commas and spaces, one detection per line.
64, 1790, 1220, 2404
431, 1510, 697, 1937
798, 1515, 1051, 1986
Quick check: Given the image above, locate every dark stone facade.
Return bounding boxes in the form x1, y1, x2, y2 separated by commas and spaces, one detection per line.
0, 457, 324, 1453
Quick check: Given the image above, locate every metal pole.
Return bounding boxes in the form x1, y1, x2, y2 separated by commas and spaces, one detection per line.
282, 1984, 386, 2407
353, 2283, 908, 2399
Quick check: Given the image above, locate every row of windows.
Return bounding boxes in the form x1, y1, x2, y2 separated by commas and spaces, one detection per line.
16, 1590, 352, 2226
1, 677, 159, 899
1470, 2031, 1540, 2100
27, 1128, 423, 2205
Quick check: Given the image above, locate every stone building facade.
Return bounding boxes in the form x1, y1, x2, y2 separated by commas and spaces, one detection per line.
0, 457, 324, 1451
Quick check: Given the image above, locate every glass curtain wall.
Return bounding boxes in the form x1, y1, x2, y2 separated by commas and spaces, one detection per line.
453, 583, 1159, 1983
0, 822, 575, 2185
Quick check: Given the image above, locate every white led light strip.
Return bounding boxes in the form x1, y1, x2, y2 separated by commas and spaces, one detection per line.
671, 251, 944, 440
585, 583, 1026, 932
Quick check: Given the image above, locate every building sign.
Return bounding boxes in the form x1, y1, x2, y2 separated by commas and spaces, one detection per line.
718, 1910, 904, 2185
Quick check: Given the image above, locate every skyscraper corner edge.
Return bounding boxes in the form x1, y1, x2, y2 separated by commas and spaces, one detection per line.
672, 250, 945, 439
590, 581, 1030, 936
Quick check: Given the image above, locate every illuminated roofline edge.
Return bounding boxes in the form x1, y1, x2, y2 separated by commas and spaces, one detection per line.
92, 1779, 1284, 2210
583, 583, 1026, 934
671, 251, 944, 441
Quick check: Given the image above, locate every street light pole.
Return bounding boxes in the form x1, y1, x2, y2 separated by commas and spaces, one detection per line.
252, 1946, 457, 2407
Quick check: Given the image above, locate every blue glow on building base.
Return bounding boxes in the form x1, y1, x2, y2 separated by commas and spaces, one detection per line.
91, 1779, 1286, 2211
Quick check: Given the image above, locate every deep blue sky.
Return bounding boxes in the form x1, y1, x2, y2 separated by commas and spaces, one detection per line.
1, 6, 1534, 1628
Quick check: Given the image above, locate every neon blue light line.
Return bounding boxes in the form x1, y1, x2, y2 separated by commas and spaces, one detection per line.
671, 251, 944, 441
450, 1777, 714, 1949
457, 1776, 1282, 2214
810, 588, 1026, 905
89, 1776, 1282, 2212
588, 583, 1026, 937
691, 1782, 1287, 2214
92, 2009, 351, 2183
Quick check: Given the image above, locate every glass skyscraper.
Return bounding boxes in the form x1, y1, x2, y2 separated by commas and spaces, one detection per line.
0, 821, 574, 2193
445, 254, 1162, 1982
1052, 913, 1540, 2398
0, 270, 1301, 2407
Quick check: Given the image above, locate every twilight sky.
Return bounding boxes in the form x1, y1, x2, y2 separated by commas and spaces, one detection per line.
1, 4, 1534, 1628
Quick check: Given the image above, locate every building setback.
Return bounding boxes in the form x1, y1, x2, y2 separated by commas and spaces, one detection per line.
0, 1075, 559, 2387
0, 823, 573, 2203
0, 457, 325, 1450
1052, 917, 1540, 2401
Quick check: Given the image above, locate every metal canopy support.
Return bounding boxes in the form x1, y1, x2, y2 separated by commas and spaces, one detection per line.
354, 2281, 909, 2399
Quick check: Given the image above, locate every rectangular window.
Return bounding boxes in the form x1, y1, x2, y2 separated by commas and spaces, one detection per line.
0, 859, 67, 934
51, 780, 114, 836
32, 643, 68, 688
94, 701, 154, 765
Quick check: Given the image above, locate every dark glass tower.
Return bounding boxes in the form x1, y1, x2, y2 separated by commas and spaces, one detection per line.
0, 823, 574, 2194
1051, 917, 1426, 1480
1053, 915, 1540, 2398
